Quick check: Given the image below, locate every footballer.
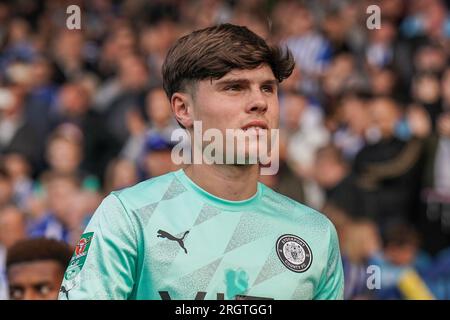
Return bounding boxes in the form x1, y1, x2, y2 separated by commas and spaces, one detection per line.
59, 23, 344, 300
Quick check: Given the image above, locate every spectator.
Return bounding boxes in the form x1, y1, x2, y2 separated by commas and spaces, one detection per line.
282, 92, 329, 208
121, 87, 179, 162
28, 171, 84, 245
333, 91, 371, 160
94, 54, 150, 147
52, 82, 120, 182
0, 86, 40, 167
0, 168, 14, 208
258, 134, 305, 203
412, 72, 443, 130
2, 153, 33, 210
421, 111, 450, 254
441, 67, 450, 112
103, 158, 139, 195
282, 3, 332, 96
314, 145, 362, 218
141, 133, 178, 179
44, 125, 93, 188
353, 97, 426, 226
23, 56, 59, 165
370, 223, 433, 299
0, 205, 27, 300
6, 238, 72, 300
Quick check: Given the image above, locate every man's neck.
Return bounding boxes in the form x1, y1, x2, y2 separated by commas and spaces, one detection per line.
184, 164, 260, 201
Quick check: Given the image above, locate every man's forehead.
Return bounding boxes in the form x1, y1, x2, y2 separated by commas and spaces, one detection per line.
214, 65, 277, 82
8, 260, 63, 279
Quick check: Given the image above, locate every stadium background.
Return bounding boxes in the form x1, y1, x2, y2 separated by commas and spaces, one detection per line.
0, 0, 450, 300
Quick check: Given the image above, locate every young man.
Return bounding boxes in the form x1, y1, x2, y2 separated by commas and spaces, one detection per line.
0, 205, 27, 300
59, 24, 344, 300
7, 238, 73, 300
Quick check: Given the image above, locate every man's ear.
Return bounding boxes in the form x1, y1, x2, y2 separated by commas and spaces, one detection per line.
171, 92, 194, 129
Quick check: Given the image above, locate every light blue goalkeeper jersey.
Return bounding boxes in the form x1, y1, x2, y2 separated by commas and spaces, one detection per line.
59, 169, 344, 300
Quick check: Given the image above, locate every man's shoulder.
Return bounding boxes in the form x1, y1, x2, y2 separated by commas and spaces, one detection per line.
108, 170, 181, 211
260, 184, 334, 230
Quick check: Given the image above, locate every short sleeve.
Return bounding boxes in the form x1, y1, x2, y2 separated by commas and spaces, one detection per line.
58, 194, 138, 300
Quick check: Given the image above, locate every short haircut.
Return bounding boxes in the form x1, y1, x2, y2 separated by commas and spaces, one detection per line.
48, 124, 84, 147
382, 223, 421, 248
162, 23, 295, 100
316, 144, 346, 166
40, 170, 81, 189
6, 238, 73, 272
0, 167, 11, 181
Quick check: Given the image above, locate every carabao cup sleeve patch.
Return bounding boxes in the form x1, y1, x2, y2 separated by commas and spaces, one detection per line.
64, 232, 94, 281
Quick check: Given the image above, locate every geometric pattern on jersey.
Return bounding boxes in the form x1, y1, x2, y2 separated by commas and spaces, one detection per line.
194, 203, 221, 226
291, 276, 315, 299
161, 177, 187, 201
134, 202, 158, 226
224, 211, 274, 254
164, 258, 223, 296
253, 248, 288, 286
148, 230, 192, 281
58, 169, 344, 300
261, 190, 299, 222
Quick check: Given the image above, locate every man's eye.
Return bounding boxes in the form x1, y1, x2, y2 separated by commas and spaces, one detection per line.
225, 85, 241, 91
9, 287, 24, 300
36, 284, 52, 296
262, 86, 274, 93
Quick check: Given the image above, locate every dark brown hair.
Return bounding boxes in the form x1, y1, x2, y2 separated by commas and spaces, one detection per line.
162, 23, 295, 100
6, 238, 73, 271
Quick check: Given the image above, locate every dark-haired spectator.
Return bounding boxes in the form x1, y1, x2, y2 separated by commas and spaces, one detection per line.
141, 133, 178, 179
441, 67, 450, 112
0, 168, 14, 208
23, 56, 59, 167
28, 172, 84, 245
412, 72, 443, 130
50, 30, 94, 83
44, 124, 99, 191
121, 87, 178, 163
6, 238, 72, 300
365, 19, 397, 70
3, 153, 35, 210
333, 91, 371, 160
0, 205, 27, 300
259, 134, 305, 203
103, 158, 139, 195
0, 86, 40, 168
282, 92, 329, 208
370, 223, 433, 299
353, 98, 427, 226
315, 145, 362, 218
278, 2, 332, 96
421, 111, 450, 254
51, 82, 120, 184
93, 54, 150, 147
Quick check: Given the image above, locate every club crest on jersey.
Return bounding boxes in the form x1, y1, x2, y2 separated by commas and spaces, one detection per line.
64, 232, 94, 281
276, 234, 312, 273
75, 236, 92, 257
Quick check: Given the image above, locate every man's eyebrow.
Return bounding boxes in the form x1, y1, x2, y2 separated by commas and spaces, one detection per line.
214, 78, 278, 86
33, 281, 53, 288
261, 79, 278, 86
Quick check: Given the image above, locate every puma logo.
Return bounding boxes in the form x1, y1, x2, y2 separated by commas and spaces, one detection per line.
157, 229, 190, 254
60, 284, 75, 300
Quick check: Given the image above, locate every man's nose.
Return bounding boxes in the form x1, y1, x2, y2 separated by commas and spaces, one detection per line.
23, 288, 40, 300
246, 89, 268, 114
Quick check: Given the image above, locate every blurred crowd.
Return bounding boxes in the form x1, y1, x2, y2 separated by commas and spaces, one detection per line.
0, 0, 450, 300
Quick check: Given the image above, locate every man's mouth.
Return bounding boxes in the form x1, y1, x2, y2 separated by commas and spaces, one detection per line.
240, 120, 269, 132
